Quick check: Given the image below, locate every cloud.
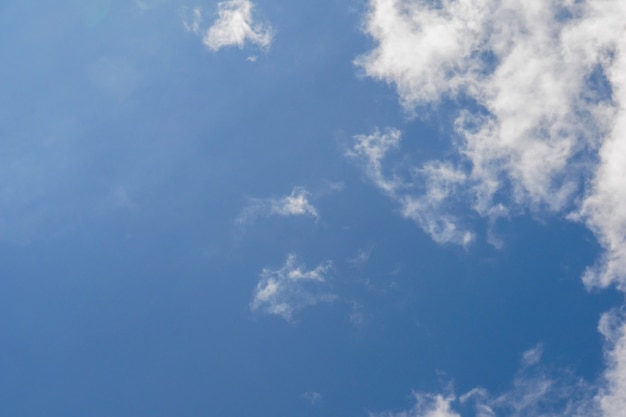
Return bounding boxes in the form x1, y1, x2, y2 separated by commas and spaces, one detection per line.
236, 186, 319, 225
303, 391, 322, 404
349, 248, 373, 266
348, 128, 402, 194
366, 314, 626, 417
349, 129, 474, 246
250, 254, 335, 321
349, 301, 366, 326
596, 310, 626, 417
354, 2, 626, 416
354, 0, 626, 288
183, 0, 273, 52
369, 344, 602, 417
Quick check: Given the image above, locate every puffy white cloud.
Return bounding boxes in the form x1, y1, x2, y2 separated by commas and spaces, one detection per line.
183, 0, 273, 52
355, 0, 626, 287
250, 254, 335, 321
236, 186, 319, 225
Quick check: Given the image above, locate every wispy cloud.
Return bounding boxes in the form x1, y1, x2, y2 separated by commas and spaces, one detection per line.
349, 129, 474, 246
250, 254, 335, 321
183, 0, 273, 52
236, 186, 319, 225
365, 314, 626, 417
349, 248, 373, 266
368, 343, 609, 417
371, 392, 459, 417
355, 0, 626, 288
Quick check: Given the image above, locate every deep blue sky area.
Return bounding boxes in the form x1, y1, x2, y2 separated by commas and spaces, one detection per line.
0, 1, 624, 417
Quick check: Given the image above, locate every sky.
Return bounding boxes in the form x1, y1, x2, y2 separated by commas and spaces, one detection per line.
0, 0, 625, 416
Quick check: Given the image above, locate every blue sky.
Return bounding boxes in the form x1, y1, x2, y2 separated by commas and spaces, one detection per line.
1, 1, 626, 416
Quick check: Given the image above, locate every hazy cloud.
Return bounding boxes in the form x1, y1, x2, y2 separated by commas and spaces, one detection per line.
349, 248, 373, 266
371, 393, 460, 417
303, 391, 322, 404
236, 186, 319, 225
250, 254, 335, 321
183, 0, 273, 52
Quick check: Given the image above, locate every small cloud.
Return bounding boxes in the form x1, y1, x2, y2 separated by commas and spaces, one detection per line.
183, 0, 274, 52
347, 128, 402, 195
521, 344, 544, 367
349, 302, 366, 326
236, 186, 319, 225
349, 248, 372, 266
182, 7, 203, 34
250, 254, 335, 321
303, 391, 322, 404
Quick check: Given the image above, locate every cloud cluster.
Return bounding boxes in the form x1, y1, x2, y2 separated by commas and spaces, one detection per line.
250, 254, 335, 321
183, 0, 273, 51
354, 1, 626, 416
236, 186, 319, 225
355, 0, 626, 289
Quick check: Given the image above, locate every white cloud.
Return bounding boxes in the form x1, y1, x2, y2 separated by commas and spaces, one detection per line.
250, 254, 335, 321
596, 310, 626, 417
236, 186, 319, 225
371, 345, 600, 417
367, 314, 626, 417
348, 128, 402, 194
354, 3, 626, 415
349, 129, 474, 246
355, 0, 626, 287
183, 0, 273, 52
